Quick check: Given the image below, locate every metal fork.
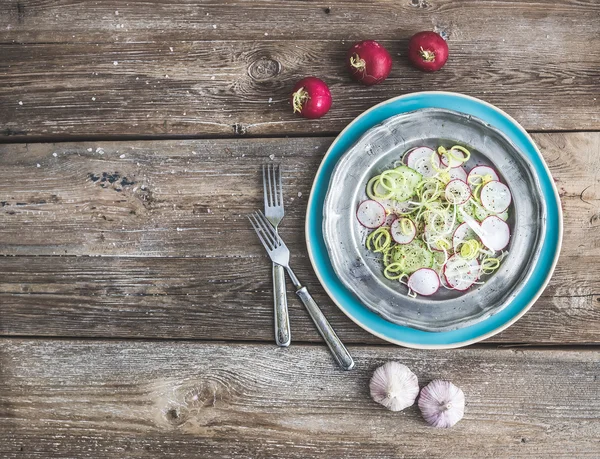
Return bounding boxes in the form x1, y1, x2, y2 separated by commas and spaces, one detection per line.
262, 164, 291, 347
248, 210, 355, 371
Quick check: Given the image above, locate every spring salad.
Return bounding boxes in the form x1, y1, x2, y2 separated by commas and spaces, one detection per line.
356, 145, 512, 297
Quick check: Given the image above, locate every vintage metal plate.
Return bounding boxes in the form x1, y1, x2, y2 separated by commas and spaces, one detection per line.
323, 108, 543, 332
305, 92, 562, 348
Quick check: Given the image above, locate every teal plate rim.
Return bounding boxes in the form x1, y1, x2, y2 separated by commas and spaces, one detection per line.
305, 91, 563, 349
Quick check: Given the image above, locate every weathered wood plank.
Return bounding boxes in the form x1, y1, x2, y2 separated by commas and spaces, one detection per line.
0, 340, 598, 458
0, 255, 598, 344
0, 133, 598, 344
2, 0, 598, 43
0, 0, 598, 138
0, 133, 597, 257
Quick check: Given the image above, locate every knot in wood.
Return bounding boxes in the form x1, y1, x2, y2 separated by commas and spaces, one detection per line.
232, 123, 247, 135
248, 57, 281, 81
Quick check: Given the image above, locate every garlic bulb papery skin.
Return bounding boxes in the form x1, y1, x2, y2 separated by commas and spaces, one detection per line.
370, 362, 420, 411
418, 379, 465, 428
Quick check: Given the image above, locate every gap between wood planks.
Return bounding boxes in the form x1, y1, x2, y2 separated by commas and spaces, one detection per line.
0, 334, 599, 350
1, 129, 600, 145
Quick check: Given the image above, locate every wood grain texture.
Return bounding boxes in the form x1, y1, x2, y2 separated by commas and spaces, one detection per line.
0, 133, 598, 344
1, 0, 599, 138
0, 255, 599, 344
0, 339, 598, 458
1, 133, 598, 257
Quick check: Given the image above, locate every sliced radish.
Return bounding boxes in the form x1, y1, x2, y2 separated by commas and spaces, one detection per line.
356, 200, 386, 229
407, 268, 440, 296
448, 166, 468, 182
443, 255, 480, 291
391, 217, 416, 244
467, 165, 499, 188
479, 215, 510, 251
401, 147, 417, 164
452, 222, 477, 251
480, 180, 512, 213
405, 146, 434, 167
440, 147, 467, 168
444, 179, 471, 205
405, 146, 439, 177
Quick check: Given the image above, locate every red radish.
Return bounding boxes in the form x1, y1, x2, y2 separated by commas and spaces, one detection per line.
479, 216, 510, 251
444, 179, 471, 205
467, 165, 499, 188
408, 268, 440, 296
405, 146, 439, 177
480, 180, 512, 213
384, 212, 398, 227
290, 77, 332, 119
443, 255, 480, 291
452, 222, 477, 251
439, 147, 468, 168
402, 147, 418, 163
408, 31, 449, 72
356, 200, 386, 228
346, 40, 393, 86
448, 166, 468, 182
391, 217, 416, 244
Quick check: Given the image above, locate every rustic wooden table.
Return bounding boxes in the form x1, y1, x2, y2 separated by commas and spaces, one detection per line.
1, 1, 599, 457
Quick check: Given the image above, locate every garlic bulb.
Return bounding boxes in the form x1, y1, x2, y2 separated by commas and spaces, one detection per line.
418, 380, 465, 428
370, 361, 420, 411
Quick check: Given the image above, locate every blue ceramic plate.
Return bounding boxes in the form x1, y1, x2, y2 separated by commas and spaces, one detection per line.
305, 92, 562, 349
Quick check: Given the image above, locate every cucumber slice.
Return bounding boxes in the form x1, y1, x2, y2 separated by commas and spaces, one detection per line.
457, 202, 476, 223
388, 241, 434, 274
474, 202, 509, 222
376, 166, 423, 202
394, 165, 423, 190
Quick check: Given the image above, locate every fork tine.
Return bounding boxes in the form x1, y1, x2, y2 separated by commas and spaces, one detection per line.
249, 213, 274, 251
255, 212, 279, 249
262, 165, 269, 210
277, 165, 283, 208
267, 164, 274, 207
271, 164, 279, 207
255, 210, 282, 247
251, 211, 276, 247
248, 214, 264, 246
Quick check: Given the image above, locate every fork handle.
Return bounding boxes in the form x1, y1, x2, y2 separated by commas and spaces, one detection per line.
272, 263, 291, 347
295, 287, 355, 371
